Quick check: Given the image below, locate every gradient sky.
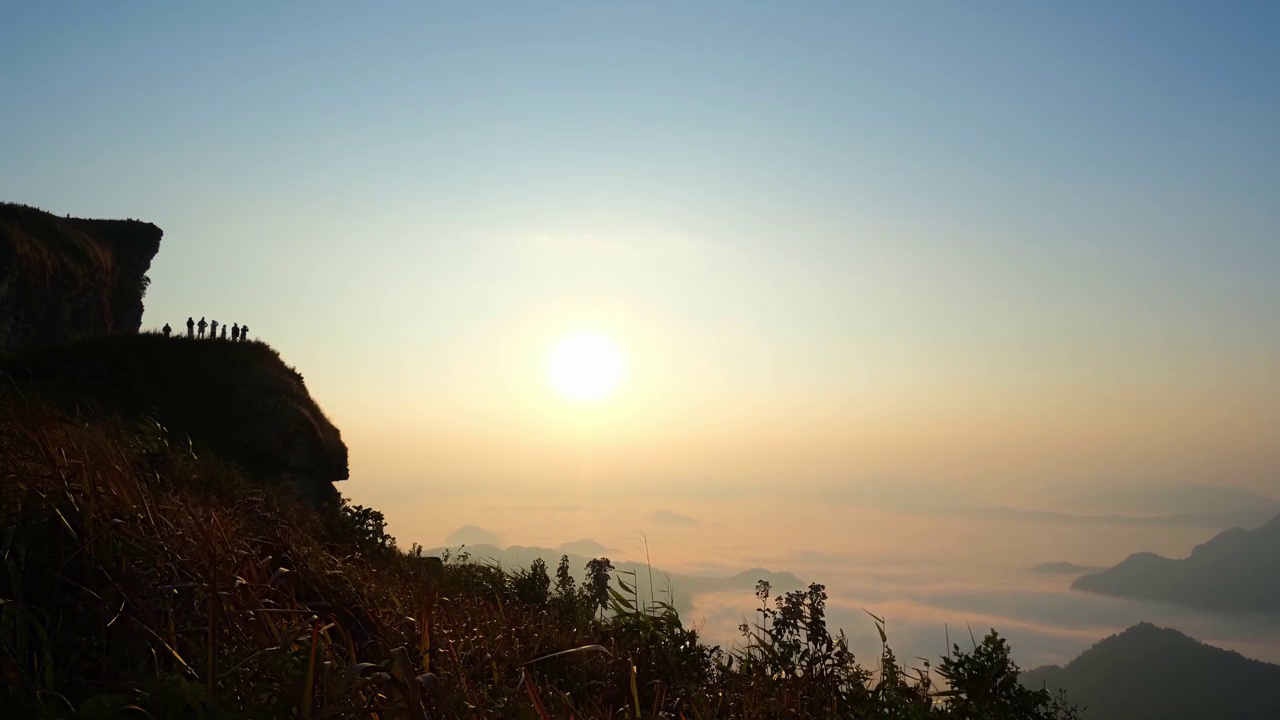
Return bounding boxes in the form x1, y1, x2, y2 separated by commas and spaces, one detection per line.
3, 2, 1279, 560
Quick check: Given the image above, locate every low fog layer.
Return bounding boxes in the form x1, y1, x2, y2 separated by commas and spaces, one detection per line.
367, 480, 1280, 669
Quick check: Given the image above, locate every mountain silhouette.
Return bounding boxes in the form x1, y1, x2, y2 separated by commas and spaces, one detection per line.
1071, 513, 1280, 612
1022, 623, 1280, 720
556, 538, 616, 556
1068, 484, 1280, 521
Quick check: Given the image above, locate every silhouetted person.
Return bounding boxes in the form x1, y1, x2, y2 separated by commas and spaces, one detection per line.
240, 324, 249, 341
231, 324, 240, 341
221, 325, 227, 340
198, 317, 207, 339
210, 319, 219, 338
162, 323, 171, 338
186, 317, 194, 338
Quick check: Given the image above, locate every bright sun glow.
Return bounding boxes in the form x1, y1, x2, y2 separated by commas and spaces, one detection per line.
547, 331, 625, 403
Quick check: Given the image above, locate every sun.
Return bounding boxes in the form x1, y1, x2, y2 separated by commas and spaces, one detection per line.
547, 331, 625, 403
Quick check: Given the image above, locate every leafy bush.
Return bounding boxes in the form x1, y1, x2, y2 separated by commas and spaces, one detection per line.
329, 498, 396, 556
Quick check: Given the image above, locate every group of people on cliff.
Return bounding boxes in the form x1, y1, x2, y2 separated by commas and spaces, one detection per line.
161, 317, 250, 342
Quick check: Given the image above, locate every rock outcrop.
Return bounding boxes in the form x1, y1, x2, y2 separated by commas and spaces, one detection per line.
0, 202, 162, 351
0, 202, 346, 495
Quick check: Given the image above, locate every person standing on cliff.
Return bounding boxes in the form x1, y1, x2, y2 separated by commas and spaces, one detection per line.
240, 324, 249, 341
186, 317, 194, 338
162, 323, 171, 338
210, 319, 219, 339
198, 317, 207, 339
221, 325, 227, 340
231, 323, 240, 341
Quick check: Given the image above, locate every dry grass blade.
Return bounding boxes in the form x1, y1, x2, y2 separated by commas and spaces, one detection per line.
521, 668, 552, 720
521, 644, 613, 667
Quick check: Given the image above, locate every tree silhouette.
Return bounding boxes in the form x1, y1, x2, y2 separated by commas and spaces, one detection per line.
555, 554, 575, 597
585, 557, 615, 616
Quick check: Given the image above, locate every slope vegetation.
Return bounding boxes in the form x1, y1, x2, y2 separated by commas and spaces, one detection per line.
0, 333, 348, 492
0, 399, 1077, 718
428, 541, 805, 616
1022, 623, 1280, 720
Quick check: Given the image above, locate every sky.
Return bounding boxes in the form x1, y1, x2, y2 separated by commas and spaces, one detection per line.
3, 1, 1280, 662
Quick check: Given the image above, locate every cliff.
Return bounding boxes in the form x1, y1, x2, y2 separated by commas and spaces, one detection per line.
0, 333, 349, 492
0, 202, 345, 494
0, 202, 162, 351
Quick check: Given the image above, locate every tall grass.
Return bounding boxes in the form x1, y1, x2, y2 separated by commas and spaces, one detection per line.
0, 399, 1076, 719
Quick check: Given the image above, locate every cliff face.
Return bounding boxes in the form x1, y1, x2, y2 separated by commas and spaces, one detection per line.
0, 202, 162, 351
0, 334, 349, 492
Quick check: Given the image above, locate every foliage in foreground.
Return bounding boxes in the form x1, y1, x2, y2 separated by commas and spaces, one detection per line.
0, 403, 1076, 718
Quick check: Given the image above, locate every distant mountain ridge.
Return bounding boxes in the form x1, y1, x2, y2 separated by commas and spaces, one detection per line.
1064, 483, 1280, 520
1022, 623, 1280, 720
967, 505, 1279, 529
1071, 513, 1280, 612
1028, 562, 1104, 575
856, 479, 1280, 529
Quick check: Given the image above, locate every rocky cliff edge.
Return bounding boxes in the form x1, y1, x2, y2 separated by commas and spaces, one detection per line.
0, 202, 162, 350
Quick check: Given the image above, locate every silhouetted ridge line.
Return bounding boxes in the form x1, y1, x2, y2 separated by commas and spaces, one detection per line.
1072, 512, 1280, 612
1022, 623, 1280, 720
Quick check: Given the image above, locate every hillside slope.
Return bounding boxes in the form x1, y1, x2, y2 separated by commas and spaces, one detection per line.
0, 202, 161, 350
0, 333, 348, 492
1022, 623, 1280, 720
0, 399, 1077, 719
1071, 514, 1280, 612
